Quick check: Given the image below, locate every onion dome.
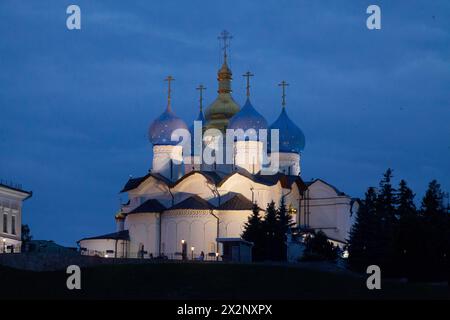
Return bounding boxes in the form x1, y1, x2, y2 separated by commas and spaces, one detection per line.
269, 108, 305, 153
269, 81, 305, 153
204, 31, 240, 132
204, 61, 240, 132
228, 98, 268, 140
148, 76, 188, 146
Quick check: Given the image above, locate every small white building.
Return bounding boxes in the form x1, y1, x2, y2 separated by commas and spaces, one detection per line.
0, 182, 32, 253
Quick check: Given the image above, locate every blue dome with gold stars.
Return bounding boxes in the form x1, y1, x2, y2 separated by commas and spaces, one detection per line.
149, 107, 188, 146
227, 98, 268, 141
269, 107, 305, 153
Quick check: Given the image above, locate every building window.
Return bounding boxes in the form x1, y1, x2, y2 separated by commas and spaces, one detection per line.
11, 215, 16, 235
3, 213, 7, 233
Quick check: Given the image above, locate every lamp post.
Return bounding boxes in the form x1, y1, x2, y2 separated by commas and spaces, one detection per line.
2, 238, 6, 253
181, 240, 186, 260
191, 246, 195, 260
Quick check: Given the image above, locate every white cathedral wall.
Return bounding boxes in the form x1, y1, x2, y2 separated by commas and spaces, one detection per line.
217, 173, 283, 207
217, 210, 253, 238
269, 152, 301, 176
161, 210, 218, 258
159, 209, 255, 258
171, 172, 217, 204
152, 145, 183, 180
126, 177, 174, 210
78, 239, 128, 258
234, 141, 263, 174
302, 180, 355, 245
125, 213, 159, 257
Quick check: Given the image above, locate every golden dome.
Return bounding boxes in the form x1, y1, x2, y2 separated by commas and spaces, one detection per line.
204, 61, 240, 132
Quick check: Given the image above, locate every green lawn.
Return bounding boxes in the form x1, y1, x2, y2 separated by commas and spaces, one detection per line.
0, 262, 448, 300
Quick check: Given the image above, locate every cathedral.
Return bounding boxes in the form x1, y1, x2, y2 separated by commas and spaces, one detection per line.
78, 32, 359, 260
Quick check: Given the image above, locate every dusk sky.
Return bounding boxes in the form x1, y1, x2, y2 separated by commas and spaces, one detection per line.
1, 0, 449, 246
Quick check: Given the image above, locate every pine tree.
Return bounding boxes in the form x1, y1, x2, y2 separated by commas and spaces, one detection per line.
303, 230, 338, 261
21, 224, 33, 252
262, 201, 280, 261
375, 168, 397, 273
348, 187, 378, 271
394, 180, 418, 276
417, 180, 449, 280
276, 197, 295, 261
242, 203, 264, 261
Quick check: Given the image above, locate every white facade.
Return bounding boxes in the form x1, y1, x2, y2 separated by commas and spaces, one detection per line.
152, 145, 183, 180
299, 179, 359, 246
0, 184, 32, 253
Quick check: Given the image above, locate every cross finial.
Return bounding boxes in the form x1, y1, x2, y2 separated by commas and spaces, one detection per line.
278, 80, 289, 108
243, 71, 254, 97
196, 84, 206, 112
164, 75, 175, 111
218, 30, 233, 63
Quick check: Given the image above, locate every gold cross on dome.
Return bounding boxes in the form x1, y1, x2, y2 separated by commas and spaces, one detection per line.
218, 30, 233, 62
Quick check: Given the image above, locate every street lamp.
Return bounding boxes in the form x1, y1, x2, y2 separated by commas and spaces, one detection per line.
2, 238, 5, 253
191, 246, 195, 260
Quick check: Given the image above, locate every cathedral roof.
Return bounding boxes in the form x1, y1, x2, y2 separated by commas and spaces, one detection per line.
167, 195, 215, 210
121, 170, 307, 194
78, 230, 129, 242
306, 179, 347, 196
269, 107, 305, 154
120, 172, 172, 193
227, 98, 268, 140
128, 199, 166, 214
218, 194, 260, 211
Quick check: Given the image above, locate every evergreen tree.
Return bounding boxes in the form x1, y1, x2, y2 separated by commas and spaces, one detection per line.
242, 203, 264, 261
262, 201, 281, 261
302, 230, 338, 262
375, 168, 397, 273
394, 180, 419, 276
348, 187, 378, 271
21, 224, 32, 252
416, 180, 449, 280
276, 197, 295, 261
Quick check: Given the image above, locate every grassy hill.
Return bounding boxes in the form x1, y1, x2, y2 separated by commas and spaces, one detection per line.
0, 262, 448, 300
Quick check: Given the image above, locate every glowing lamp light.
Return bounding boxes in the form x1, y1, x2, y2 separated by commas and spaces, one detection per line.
105, 254, 109, 258
181, 240, 185, 244
191, 246, 195, 252
342, 250, 349, 259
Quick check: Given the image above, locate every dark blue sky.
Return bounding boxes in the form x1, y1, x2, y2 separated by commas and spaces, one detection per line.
1, 1, 449, 246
